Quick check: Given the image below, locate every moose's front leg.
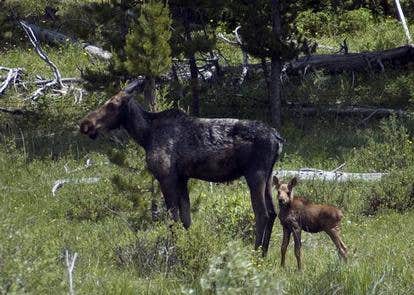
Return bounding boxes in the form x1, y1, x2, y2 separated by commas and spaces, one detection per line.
177, 179, 191, 229
159, 177, 191, 229
159, 177, 180, 223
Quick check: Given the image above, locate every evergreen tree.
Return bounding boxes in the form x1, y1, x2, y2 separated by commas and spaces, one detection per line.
124, 1, 172, 110
226, 0, 307, 128
169, 0, 223, 116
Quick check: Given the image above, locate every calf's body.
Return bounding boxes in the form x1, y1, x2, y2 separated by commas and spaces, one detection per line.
274, 177, 348, 270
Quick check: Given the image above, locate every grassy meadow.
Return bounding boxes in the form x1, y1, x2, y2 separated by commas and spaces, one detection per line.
1, 8, 414, 294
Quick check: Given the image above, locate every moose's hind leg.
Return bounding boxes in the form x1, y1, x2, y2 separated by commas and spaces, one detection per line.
262, 176, 277, 255
245, 170, 269, 256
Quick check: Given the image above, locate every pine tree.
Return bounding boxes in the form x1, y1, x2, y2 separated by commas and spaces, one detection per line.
124, 1, 172, 111
225, 0, 307, 128
169, 0, 223, 116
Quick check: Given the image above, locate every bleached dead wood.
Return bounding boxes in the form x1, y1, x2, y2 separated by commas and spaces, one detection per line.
65, 250, 78, 295
33, 77, 83, 85
218, 26, 250, 84
22, 22, 112, 60
394, 0, 412, 43
274, 168, 387, 182
18, 21, 86, 102
52, 177, 101, 196
20, 21, 66, 100
0, 67, 24, 95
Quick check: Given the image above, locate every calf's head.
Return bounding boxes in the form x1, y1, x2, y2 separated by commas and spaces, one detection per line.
273, 176, 298, 205
79, 91, 131, 139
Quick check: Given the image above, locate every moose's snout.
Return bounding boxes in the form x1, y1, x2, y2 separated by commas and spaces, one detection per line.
79, 119, 98, 139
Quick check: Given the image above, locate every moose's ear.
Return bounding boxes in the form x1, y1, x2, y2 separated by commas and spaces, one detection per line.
288, 176, 298, 189
272, 175, 280, 188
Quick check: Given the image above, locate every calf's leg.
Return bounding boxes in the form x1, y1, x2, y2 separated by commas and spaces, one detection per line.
281, 227, 291, 268
326, 226, 348, 261
292, 228, 302, 270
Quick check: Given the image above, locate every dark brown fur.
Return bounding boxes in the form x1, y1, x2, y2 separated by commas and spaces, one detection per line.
79, 91, 284, 256
273, 176, 348, 270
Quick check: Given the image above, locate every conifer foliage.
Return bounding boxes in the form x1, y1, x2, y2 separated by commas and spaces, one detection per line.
124, 1, 172, 110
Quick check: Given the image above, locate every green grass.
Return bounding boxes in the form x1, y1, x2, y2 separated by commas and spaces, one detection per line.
1, 112, 414, 294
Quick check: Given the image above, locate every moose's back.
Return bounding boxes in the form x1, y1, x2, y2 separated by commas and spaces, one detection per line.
148, 114, 283, 182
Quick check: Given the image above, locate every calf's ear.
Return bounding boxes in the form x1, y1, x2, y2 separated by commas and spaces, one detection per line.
288, 176, 298, 189
272, 175, 280, 188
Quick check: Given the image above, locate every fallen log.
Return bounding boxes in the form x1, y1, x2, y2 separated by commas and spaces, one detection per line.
274, 168, 387, 182
284, 45, 414, 75
0, 106, 32, 115
285, 104, 410, 118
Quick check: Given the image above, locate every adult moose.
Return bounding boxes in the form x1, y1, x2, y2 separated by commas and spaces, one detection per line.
79, 83, 284, 255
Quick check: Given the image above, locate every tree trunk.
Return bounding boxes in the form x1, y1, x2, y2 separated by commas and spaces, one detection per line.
188, 54, 200, 116
270, 57, 282, 129
144, 76, 156, 111
270, 0, 282, 129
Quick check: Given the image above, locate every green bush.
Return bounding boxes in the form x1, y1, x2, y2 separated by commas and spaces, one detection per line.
296, 10, 335, 37
365, 168, 414, 214
197, 242, 282, 295
338, 8, 374, 34
348, 116, 414, 171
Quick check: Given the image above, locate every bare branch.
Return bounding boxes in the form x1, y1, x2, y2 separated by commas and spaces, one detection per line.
0, 67, 24, 95
21, 22, 112, 60
20, 21, 63, 89
65, 250, 78, 295
52, 177, 101, 196
394, 0, 412, 43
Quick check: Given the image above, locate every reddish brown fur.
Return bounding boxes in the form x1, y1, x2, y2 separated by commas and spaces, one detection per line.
273, 176, 348, 270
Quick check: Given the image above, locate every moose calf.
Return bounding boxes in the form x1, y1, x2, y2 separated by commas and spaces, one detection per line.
273, 176, 348, 270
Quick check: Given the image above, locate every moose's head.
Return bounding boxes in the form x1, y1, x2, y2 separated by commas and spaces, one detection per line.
273, 176, 298, 205
79, 91, 131, 139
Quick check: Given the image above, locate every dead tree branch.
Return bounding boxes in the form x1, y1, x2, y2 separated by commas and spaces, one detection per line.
394, 0, 412, 43
0, 67, 24, 96
52, 177, 101, 196
20, 21, 63, 88
22, 22, 112, 60
65, 250, 78, 295
20, 21, 66, 100
218, 26, 249, 84
18, 21, 87, 102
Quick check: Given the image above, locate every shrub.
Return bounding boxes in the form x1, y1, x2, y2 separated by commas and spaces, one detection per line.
365, 168, 414, 214
115, 226, 178, 276
348, 116, 414, 171
338, 8, 374, 34
296, 10, 334, 37
197, 242, 283, 295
